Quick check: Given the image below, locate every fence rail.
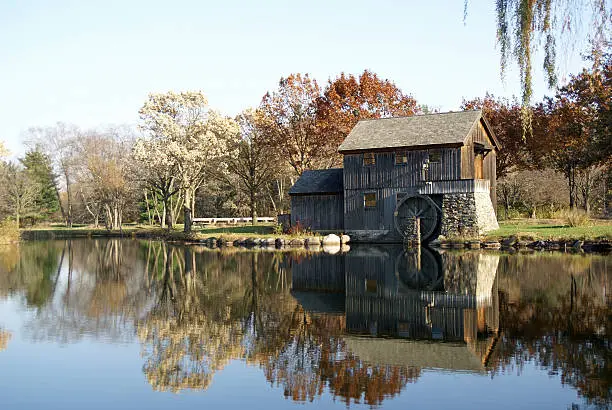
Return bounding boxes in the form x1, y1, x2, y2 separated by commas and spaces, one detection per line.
192, 217, 275, 225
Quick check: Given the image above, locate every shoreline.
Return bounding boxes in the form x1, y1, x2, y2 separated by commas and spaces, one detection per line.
18, 228, 611, 254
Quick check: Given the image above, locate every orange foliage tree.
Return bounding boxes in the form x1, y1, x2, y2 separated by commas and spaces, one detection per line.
317, 70, 419, 154
547, 48, 611, 210
461, 94, 551, 178
259, 71, 419, 176
259, 74, 332, 176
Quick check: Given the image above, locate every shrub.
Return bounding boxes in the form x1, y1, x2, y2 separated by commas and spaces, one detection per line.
562, 209, 590, 227
0, 219, 20, 244
272, 224, 283, 235
286, 221, 310, 236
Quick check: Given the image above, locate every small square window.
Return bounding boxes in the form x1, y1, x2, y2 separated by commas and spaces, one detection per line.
429, 150, 441, 163
364, 193, 376, 208
363, 152, 376, 166
365, 279, 377, 293
395, 151, 408, 165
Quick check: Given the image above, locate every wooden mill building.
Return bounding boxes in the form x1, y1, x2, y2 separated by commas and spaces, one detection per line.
290, 246, 501, 372
289, 110, 500, 242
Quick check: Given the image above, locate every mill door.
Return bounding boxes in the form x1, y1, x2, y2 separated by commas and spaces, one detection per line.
474, 153, 484, 179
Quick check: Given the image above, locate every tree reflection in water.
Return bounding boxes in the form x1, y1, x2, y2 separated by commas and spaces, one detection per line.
0, 329, 10, 351
0, 240, 608, 407
492, 253, 611, 407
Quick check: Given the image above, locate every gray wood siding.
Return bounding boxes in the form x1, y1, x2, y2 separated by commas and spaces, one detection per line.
462, 119, 498, 210
344, 188, 403, 238
343, 148, 461, 191
344, 247, 475, 339
291, 253, 345, 292
291, 194, 344, 231
484, 150, 497, 210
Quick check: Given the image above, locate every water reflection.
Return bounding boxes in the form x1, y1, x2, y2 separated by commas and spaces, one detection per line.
0, 329, 10, 351
0, 240, 609, 407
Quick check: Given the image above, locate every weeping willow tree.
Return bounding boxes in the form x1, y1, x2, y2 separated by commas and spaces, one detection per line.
468, 0, 611, 135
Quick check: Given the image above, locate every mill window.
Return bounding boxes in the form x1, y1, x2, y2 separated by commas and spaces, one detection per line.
364, 192, 377, 208
365, 279, 378, 293
428, 150, 441, 163
363, 152, 376, 166
395, 151, 408, 165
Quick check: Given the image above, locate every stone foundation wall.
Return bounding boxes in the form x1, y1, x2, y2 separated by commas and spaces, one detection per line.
473, 192, 499, 234
441, 192, 499, 238
441, 193, 479, 237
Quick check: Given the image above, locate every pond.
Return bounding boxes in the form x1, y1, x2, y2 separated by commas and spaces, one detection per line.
0, 239, 609, 409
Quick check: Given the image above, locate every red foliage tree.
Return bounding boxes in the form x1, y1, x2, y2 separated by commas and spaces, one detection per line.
317, 70, 419, 150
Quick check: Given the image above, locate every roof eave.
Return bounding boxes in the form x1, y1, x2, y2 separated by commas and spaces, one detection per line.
289, 191, 343, 196
480, 115, 502, 150
338, 142, 464, 155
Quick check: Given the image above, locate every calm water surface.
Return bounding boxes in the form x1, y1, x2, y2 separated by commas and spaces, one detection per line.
0, 239, 609, 409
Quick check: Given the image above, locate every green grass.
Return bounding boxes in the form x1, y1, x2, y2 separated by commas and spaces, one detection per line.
195, 223, 276, 236
23, 219, 611, 243
486, 219, 612, 241
21, 222, 318, 241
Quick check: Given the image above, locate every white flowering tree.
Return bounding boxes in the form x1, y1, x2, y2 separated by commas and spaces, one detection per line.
137, 92, 239, 232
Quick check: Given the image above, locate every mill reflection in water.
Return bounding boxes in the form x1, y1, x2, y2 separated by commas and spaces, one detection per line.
292, 246, 500, 374
0, 239, 609, 408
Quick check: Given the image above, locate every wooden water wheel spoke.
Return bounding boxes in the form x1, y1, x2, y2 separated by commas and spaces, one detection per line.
395, 247, 442, 291
394, 194, 440, 241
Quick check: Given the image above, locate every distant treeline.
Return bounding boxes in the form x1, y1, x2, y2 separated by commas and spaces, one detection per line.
0, 46, 609, 231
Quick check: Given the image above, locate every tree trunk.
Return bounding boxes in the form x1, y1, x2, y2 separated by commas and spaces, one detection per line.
580, 168, 591, 214
183, 189, 192, 233
250, 189, 257, 226
65, 171, 73, 228
144, 190, 152, 225
164, 197, 173, 230
105, 204, 113, 230
113, 204, 119, 230
53, 183, 66, 225
568, 165, 576, 210
161, 202, 166, 228
191, 189, 196, 219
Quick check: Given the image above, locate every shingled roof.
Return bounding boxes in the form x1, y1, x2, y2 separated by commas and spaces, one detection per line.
338, 110, 491, 153
343, 336, 486, 373
288, 168, 344, 196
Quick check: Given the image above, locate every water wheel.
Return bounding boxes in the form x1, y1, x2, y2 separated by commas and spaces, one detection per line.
395, 247, 443, 292
394, 194, 439, 240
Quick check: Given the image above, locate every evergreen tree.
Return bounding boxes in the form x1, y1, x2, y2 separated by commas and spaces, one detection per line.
20, 149, 60, 221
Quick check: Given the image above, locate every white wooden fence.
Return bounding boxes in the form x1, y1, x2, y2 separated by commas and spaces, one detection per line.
192, 217, 275, 225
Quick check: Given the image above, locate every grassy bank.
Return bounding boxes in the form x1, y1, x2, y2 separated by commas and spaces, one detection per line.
20, 218, 612, 243
484, 218, 612, 241
21, 222, 312, 242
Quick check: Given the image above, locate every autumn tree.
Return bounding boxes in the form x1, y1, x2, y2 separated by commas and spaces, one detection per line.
317, 70, 419, 150
75, 128, 138, 229
461, 94, 551, 177
259, 74, 334, 176
548, 47, 611, 210
1, 162, 40, 226
137, 91, 239, 232
227, 109, 280, 224
24, 123, 80, 227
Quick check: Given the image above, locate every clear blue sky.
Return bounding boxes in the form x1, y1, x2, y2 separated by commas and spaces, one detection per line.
0, 0, 589, 155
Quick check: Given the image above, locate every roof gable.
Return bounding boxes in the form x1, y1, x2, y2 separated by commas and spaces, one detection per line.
288, 168, 344, 195
338, 110, 487, 153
